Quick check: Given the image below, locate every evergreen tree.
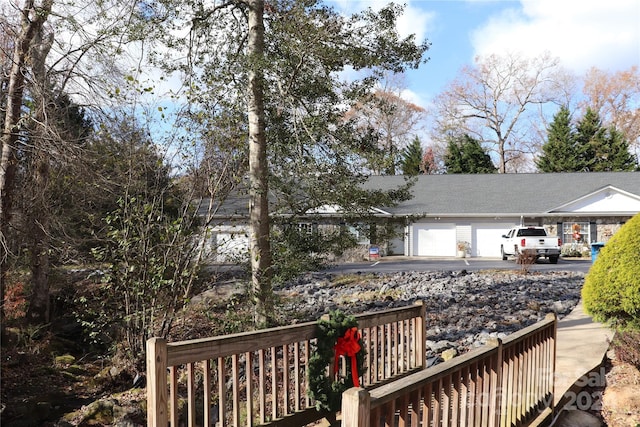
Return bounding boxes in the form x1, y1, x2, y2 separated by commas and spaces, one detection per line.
431, 52, 566, 173
444, 134, 496, 173
444, 137, 464, 173
537, 106, 579, 172
400, 136, 423, 175
574, 108, 638, 171
538, 106, 638, 172
575, 107, 605, 171
152, 1, 428, 322
590, 126, 638, 171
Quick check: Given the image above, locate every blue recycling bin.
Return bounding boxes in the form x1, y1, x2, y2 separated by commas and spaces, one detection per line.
591, 242, 605, 263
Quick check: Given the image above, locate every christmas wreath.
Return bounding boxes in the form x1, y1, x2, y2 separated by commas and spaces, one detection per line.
307, 310, 366, 412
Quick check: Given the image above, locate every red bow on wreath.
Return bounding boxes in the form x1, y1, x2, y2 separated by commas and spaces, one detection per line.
333, 327, 361, 387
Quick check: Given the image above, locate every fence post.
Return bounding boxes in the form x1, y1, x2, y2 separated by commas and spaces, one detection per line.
488, 338, 503, 427
414, 300, 426, 369
547, 312, 557, 415
147, 337, 168, 427
341, 387, 371, 427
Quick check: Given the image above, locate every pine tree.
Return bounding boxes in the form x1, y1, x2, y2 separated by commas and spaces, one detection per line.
537, 106, 578, 172
152, 0, 428, 322
590, 126, 638, 171
462, 136, 497, 173
573, 108, 638, 171
538, 106, 638, 172
444, 134, 496, 173
400, 136, 423, 175
444, 137, 464, 173
575, 107, 605, 171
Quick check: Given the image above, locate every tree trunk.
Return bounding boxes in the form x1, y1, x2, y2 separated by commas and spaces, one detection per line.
0, 0, 53, 329
247, 0, 273, 327
25, 156, 51, 324
498, 140, 507, 173
25, 23, 55, 325
387, 134, 395, 175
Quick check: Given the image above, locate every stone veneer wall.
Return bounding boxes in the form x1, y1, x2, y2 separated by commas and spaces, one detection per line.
542, 217, 630, 245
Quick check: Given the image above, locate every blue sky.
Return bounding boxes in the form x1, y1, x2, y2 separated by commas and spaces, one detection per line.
332, 0, 640, 108
126, 0, 639, 114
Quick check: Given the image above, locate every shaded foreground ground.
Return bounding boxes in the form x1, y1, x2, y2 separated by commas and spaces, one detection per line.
2, 268, 638, 426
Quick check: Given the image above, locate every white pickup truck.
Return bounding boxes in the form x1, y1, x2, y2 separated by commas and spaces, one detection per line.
501, 226, 562, 264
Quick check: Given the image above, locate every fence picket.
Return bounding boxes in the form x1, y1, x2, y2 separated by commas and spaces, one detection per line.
147, 303, 425, 426
204, 360, 212, 427
170, 366, 178, 427
146, 304, 554, 427
341, 315, 556, 427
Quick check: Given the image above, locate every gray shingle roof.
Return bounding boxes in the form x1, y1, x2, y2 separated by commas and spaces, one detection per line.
364, 172, 640, 216
197, 172, 640, 220
194, 190, 249, 220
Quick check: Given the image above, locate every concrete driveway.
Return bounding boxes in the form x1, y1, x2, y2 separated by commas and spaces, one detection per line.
323, 256, 593, 275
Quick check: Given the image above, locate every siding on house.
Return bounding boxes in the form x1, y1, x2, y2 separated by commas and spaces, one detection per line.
200, 172, 640, 261
367, 172, 640, 258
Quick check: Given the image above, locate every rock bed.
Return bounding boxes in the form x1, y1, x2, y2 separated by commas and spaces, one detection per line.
278, 269, 584, 363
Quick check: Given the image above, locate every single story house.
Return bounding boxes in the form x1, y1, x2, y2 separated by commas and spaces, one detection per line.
366, 172, 640, 258
198, 172, 640, 261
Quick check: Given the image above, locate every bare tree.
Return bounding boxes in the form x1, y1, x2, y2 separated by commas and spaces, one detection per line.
347, 74, 426, 174
431, 52, 567, 173
420, 146, 437, 174
581, 66, 640, 154
1, 0, 54, 327
1, 0, 148, 325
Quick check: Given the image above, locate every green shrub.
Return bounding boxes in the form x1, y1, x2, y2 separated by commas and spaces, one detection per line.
561, 243, 589, 258
582, 213, 640, 330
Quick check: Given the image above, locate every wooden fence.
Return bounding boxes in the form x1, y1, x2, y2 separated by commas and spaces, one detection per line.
146, 302, 426, 427
341, 313, 557, 427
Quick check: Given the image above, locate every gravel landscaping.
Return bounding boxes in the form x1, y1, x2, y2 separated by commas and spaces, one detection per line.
278, 269, 584, 362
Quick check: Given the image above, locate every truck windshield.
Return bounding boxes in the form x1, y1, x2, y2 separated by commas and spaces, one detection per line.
517, 229, 547, 237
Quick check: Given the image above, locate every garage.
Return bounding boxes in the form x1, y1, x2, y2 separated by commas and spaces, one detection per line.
472, 223, 515, 258
413, 223, 456, 257
214, 230, 249, 263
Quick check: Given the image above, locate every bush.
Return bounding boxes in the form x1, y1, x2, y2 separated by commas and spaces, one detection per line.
4, 281, 27, 320
516, 249, 537, 273
561, 243, 589, 258
582, 213, 640, 330
270, 225, 358, 285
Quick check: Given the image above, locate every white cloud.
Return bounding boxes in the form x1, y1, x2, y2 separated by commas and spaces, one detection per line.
396, 3, 435, 43
329, 0, 434, 44
471, 0, 640, 73
400, 88, 425, 107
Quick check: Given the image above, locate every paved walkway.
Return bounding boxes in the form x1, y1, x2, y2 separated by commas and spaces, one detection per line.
554, 302, 614, 406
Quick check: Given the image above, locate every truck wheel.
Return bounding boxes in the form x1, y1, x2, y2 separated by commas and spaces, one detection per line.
549, 255, 559, 264
501, 246, 508, 261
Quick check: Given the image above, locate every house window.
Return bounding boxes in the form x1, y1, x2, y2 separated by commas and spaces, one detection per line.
346, 224, 370, 244
298, 223, 314, 235
562, 222, 590, 244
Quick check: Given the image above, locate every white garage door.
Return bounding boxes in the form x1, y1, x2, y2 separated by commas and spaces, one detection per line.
472, 223, 515, 258
414, 223, 456, 257
215, 232, 249, 262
